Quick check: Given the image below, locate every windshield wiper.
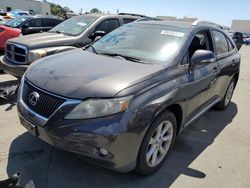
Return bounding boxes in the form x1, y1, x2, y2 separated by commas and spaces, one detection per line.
51, 30, 64, 34
89, 45, 99, 54
99, 52, 147, 64
83, 44, 99, 54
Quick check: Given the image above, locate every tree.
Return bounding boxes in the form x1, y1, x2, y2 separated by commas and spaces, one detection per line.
90, 8, 101, 14
50, 3, 74, 18
51, 4, 65, 16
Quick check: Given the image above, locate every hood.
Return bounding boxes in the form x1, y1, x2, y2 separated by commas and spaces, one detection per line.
25, 49, 163, 99
7, 32, 76, 49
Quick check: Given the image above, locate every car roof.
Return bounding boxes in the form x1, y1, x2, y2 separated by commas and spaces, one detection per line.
75, 13, 143, 20
134, 20, 224, 30
19, 15, 63, 20
135, 20, 193, 28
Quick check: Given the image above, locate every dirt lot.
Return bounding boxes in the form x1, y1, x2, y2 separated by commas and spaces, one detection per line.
0, 46, 250, 188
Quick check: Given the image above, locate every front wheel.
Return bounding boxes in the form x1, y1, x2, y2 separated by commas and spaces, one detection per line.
214, 78, 235, 110
136, 110, 177, 175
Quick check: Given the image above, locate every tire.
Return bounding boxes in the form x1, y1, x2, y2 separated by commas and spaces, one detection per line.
136, 110, 177, 175
214, 78, 235, 111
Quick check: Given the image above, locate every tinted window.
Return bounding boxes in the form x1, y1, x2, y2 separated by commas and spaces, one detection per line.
44, 19, 61, 27
212, 31, 228, 54
25, 19, 43, 27
123, 18, 136, 24
188, 30, 213, 60
5, 17, 29, 28
95, 19, 120, 34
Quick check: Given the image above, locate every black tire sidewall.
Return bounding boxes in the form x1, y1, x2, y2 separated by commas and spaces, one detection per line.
136, 110, 177, 175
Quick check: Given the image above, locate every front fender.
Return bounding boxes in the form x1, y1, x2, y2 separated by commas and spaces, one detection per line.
128, 79, 181, 133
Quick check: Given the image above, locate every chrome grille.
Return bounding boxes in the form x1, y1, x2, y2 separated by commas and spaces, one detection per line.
22, 80, 65, 118
5, 43, 28, 64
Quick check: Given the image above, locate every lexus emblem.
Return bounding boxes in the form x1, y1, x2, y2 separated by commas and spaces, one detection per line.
29, 92, 40, 106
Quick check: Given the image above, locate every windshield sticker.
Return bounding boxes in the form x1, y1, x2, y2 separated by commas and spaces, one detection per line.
77, 22, 87, 27
161, 30, 185, 37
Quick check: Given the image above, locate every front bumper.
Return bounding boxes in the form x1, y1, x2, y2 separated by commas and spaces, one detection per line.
17, 80, 148, 172
0, 56, 28, 77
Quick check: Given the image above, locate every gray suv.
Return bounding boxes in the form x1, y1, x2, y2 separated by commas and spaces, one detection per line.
0, 13, 142, 77
17, 20, 240, 175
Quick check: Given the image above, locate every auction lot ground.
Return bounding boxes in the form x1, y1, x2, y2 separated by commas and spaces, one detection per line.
0, 46, 250, 188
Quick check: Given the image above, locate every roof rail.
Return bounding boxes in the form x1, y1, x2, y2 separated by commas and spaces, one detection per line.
135, 17, 162, 22
118, 13, 145, 17
192, 20, 223, 29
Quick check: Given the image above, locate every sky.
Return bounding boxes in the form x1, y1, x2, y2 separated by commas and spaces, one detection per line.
51, 0, 250, 27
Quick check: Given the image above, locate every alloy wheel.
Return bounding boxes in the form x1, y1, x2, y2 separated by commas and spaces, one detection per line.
224, 81, 235, 106
146, 120, 174, 167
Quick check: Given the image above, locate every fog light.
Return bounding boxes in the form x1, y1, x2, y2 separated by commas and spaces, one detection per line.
99, 148, 109, 156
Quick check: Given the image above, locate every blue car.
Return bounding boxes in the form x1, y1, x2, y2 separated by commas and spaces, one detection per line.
8, 9, 30, 18
244, 37, 250, 45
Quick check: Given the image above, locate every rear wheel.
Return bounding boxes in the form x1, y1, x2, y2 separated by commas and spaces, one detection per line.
214, 78, 235, 110
136, 110, 177, 175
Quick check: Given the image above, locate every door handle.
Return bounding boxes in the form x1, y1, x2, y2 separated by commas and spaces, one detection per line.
213, 67, 218, 73
210, 78, 217, 86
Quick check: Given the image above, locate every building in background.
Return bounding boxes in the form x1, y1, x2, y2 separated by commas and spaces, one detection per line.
0, 0, 51, 15
231, 20, 250, 35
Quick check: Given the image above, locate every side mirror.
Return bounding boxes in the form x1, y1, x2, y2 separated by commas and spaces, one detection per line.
90, 30, 106, 41
190, 50, 215, 67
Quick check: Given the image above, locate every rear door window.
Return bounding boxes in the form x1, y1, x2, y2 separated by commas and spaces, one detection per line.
123, 18, 137, 24
44, 19, 60, 27
95, 19, 120, 34
212, 30, 229, 55
25, 19, 43, 27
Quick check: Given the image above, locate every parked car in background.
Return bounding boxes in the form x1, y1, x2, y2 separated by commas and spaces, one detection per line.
0, 9, 7, 16
0, 25, 21, 51
0, 19, 11, 25
8, 9, 30, 18
226, 30, 244, 49
17, 20, 240, 175
243, 37, 250, 45
4, 15, 63, 35
0, 13, 143, 78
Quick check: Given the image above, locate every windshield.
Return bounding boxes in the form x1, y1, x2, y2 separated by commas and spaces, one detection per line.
5, 17, 29, 28
92, 23, 188, 63
50, 15, 98, 36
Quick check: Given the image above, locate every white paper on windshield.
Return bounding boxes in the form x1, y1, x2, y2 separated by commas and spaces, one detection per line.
161, 30, 185, 37
77, 22, 87, 27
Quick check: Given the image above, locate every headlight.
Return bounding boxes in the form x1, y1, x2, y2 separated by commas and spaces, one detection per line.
28, 49, 47, 63
65, 96, 133, 120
